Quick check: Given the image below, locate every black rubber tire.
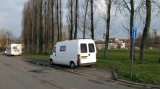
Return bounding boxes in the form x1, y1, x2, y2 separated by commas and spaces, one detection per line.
86, 65, 92, 67
70, 62, 75, 69
50, 59, 54, 65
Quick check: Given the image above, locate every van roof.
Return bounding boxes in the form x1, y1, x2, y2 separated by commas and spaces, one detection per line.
60, 39, 94, 42
56, 39, 94, 44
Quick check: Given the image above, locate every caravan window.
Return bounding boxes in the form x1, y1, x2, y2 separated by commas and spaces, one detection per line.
81, 44, 87, 53
60, 46, 66, 51
89, 44, 95, 52
13, 46, 17, 49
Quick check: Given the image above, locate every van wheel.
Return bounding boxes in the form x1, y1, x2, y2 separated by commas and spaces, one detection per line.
87, 65, 92, 67
70, 62, 75, 69
50, 59, 53, 65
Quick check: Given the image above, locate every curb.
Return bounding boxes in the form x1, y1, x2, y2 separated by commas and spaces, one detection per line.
112, 71, 160, 89
23, 58, 50, 67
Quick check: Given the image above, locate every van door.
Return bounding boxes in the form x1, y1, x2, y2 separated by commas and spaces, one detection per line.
80, 43, 89, 63
88, 43, 96, 63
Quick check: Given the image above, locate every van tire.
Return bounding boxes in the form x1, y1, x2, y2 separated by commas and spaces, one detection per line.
50, 59, 53, 65
87, 65, 92, 67
70, 62, 75, 69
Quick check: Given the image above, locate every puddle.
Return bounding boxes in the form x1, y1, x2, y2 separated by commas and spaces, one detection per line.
28, 69, 44, 73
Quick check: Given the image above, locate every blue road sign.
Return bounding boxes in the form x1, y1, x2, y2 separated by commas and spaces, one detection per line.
132, 27, 137, 39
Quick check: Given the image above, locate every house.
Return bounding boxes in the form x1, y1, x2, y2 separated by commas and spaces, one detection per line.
95, 38, 130, 49
119, 39, 130, 49
96, 38, 120, 49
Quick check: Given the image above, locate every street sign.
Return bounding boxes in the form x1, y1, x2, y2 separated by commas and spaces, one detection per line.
130, 26, 137, 79
132, 27, 137, 39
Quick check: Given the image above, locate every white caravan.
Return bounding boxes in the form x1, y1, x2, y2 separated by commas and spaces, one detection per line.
6, 44, 22, 56
50, 39, 97, 68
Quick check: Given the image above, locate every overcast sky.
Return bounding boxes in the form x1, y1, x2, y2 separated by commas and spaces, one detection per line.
0, 0, 26, 37
0, 0, 159, 39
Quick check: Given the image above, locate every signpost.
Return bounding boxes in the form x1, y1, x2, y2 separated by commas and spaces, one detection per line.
132, 27, 137, 39
130, 27, 137, 79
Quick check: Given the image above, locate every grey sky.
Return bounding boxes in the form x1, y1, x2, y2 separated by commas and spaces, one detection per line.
0, 0, 26, 37
0, 0, 159, 39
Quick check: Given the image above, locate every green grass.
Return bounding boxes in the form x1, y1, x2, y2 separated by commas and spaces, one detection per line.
24, 49, 160, 85
97, 49, 160, 85
23, 52, 49, 60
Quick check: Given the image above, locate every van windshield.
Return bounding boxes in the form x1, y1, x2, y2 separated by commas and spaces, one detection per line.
89, 44, 95, 52
53, 47, 56, 53
81, 44, 87, 53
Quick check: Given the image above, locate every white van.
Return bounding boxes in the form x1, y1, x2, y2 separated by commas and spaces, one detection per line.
6, 43, 22, 56
50, 39, 97, 68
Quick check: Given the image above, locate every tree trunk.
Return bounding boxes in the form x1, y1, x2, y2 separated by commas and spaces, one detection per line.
104, 0, 111, 60
33, 0, 38, 53
83, 0, 89, 39
57, 0, 60, 41
70, 0, 73, 40
129, 0, 135, 60
139, 0, 151, 61
74, 0, 78, 39
38, 0, 43, 54
51, 0, 55, 49
59, 0, 62, 41
90, 0, 94, 39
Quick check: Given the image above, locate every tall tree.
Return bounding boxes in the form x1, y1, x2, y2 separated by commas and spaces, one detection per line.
59, 0, 62, 41
139, 0, 151, 61
51, 0, 55, 49
90, 0, 94, 39
114, 0, 135, 60
104, 0, 112, 60
56, 0, 60, 41
69, 0, 73, 40
83, 0, 89, 39
74, 0, 79, 39
44, 1, 47, 54
32, 0, 38, 53
38, 0, 43, 54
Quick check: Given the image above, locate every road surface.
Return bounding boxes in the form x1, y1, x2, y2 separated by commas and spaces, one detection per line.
0, 54, 135, 89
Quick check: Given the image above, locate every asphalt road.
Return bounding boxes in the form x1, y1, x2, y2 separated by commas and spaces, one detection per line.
0, 54, 135, 89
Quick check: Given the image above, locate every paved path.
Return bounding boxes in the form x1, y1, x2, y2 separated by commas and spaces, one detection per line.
0, 54, 135, 89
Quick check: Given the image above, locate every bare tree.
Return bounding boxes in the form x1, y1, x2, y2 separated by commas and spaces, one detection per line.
83, 0, 89, 39
139, 0, 151, 61
104, 0, 112, 60
51, 0, 55, 50
68, 0, 74, 40
90, 0, 94, 39
74, 0, 79, 39
60, 0, 63, 41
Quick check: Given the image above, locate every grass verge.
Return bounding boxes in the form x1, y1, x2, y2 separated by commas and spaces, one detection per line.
97, 49, 160, 85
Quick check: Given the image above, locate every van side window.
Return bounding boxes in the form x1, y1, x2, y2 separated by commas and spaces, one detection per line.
89, 44, 95, 52
81, 44, 87, 53
60, 46, 66, 51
